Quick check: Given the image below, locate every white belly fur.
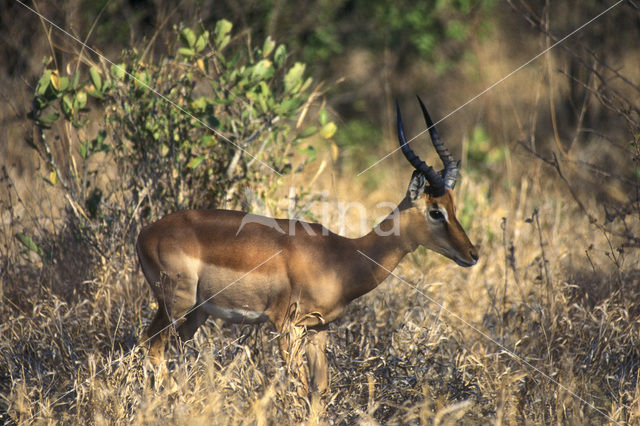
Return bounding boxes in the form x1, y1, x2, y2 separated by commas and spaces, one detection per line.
201, 301, 268, 324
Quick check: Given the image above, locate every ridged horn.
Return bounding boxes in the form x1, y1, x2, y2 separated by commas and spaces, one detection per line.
416, 95, 458, 190
396, 100, 445, 196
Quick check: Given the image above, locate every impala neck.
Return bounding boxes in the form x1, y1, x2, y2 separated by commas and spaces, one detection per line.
347, 196, 416, 301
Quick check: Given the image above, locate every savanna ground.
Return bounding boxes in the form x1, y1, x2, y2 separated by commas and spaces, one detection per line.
1, 1, 640, 424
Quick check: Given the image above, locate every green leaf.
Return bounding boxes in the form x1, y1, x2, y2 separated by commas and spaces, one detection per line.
297, 126, 318, 139
284, 62, 306, 94
37, 112, 59, 125
201, 134, 215, 146
274, 45, 287, 67
274, 98, 299, 116
218, 35, 231, 50
88, 89, 105, 99
72, 117, 89, 129
259, 81, 272, 97
214, 19, 233, 49
300, 77, 313, 93
195, 31, 209, 52
110, 63, 126, 81
36, 70, 51, 96
93, 130, 108, 153
96, 130, 106, 144
72, 72, 81, 90
187, 155, 206, 169
191, 96, 209, 111
319, 122, 337, 139
319, 108, 328, 125
74, 91, 87, 110
178, 47, 195, 58
61, 94, 74, 117
297, 145, 317, 162
251, 59, 274, 81
79, 140, 89, 158
262, 36, 276, 57
134, 71, 151, 87
446, 20, 467, 41
33, 97, 48, 110
16, 233, 42, 255
58, 76, 70, 92
89, 67, 102, 91
180, 28, 197, 48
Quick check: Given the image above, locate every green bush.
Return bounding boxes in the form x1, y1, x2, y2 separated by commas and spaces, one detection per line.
24, 20, 331, 265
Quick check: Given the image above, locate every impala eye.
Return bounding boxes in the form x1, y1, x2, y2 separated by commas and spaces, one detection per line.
428, 210, 445, 221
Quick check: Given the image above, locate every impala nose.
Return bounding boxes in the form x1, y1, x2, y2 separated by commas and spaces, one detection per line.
470, 249, 479, 262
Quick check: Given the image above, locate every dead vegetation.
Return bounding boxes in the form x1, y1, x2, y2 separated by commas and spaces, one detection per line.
2, 1, 640, 424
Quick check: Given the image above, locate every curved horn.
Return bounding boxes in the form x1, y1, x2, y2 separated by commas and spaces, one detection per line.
396, 101, 444, 196
416, 96, 458, 190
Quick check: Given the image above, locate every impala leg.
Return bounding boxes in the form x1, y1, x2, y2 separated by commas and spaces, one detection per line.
146, 307, 170, 366
279, 324, 310, 396
145, 273, 198, 364
177, 307, 209, 342
307, 329, 328, 421
306, 328, 329, 394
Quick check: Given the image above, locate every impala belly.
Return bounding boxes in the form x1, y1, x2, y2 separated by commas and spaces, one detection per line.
200, 302, 268, 324
196, 261, 288, 325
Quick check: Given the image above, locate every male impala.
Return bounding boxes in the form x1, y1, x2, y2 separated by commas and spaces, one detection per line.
136, 97, 478, 394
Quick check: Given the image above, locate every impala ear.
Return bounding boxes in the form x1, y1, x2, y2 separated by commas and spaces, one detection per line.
407, 170, 426, 202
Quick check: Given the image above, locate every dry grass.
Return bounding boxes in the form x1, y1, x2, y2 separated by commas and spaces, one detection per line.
2, 2, 640, 425
2, 153, 640, 424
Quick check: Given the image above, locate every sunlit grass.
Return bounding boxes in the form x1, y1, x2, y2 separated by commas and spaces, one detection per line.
1, 3, 639, 423
2, 153, 640, 424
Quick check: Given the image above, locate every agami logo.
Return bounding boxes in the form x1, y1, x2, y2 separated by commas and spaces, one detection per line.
236, 186, 401, 237
235, 213, 286, 235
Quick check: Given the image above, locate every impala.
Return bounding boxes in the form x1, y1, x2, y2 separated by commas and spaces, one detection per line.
136, 97, 478, 394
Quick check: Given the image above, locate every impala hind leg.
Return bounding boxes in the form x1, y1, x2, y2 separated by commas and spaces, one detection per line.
146, 307, 170, 365
177, 306, 209, 342
145, 273, 199, 364
306, 328, 329, 394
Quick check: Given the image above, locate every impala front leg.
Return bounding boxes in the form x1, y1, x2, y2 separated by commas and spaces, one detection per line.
278, 324, 309, 396
306, 327, 329, 394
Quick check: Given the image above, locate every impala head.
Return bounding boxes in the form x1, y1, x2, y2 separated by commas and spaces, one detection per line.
397, 97, 478, 267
